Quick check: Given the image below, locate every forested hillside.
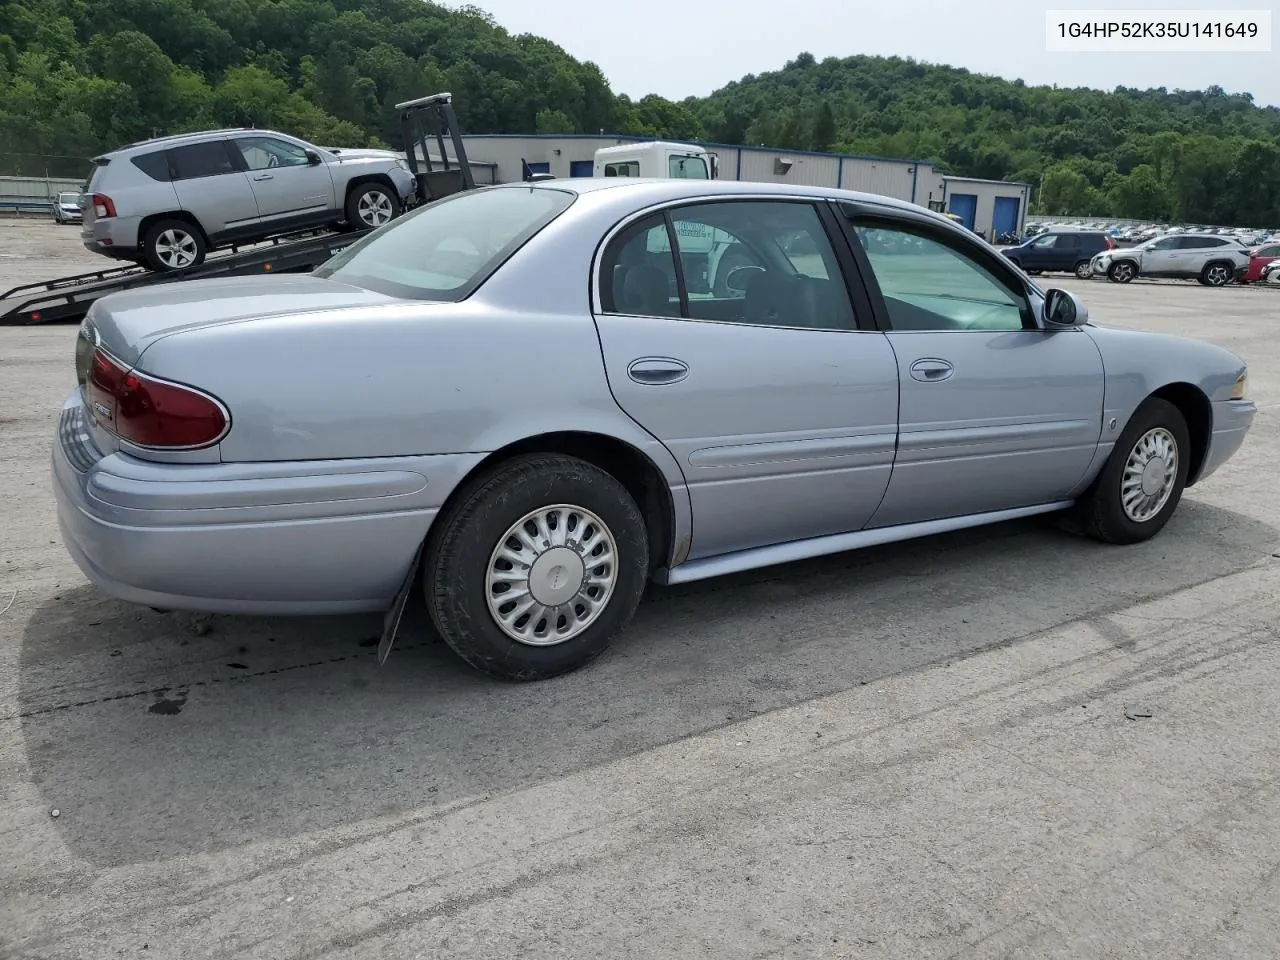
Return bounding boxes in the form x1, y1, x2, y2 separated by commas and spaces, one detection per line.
2, 1, 1278, 224
689, 53, 1280, 226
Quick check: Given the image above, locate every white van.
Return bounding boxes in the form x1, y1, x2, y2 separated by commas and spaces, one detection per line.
594, 141, 718, 180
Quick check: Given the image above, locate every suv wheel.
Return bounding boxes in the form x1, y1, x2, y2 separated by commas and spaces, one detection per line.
1073, 260, 1092, 279
1108, 260, 1137, 283
1199, 262, 1233, 287
345, 183, 400, 229
142, 219, 207, 272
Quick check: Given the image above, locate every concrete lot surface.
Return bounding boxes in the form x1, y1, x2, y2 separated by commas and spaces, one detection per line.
2, 219, 1279, 959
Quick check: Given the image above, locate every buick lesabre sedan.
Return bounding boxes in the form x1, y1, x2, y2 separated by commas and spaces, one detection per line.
53, 179, 1256, 681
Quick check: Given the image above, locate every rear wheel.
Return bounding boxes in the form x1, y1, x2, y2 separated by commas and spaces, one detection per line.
1108, 260, 1137, 283
345, 182, 400, 229
1073, 397, 1190, 545
1200, 261, 1233, 287
1073, 260, 1092, 279
141, 219, 207, 272
423, 454, 650, 681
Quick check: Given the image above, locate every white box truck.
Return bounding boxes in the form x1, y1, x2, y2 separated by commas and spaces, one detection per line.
593, 141, 719, 180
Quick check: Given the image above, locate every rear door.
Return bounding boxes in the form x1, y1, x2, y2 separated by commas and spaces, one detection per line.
591, 198, 900, 561
230, 135, 335, 226
167, 140, 260, 239
837, 205, 1104, 528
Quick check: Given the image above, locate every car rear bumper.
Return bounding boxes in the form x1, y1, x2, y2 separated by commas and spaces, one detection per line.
81, 217, 143, 258
52, 392, 482, 615
1196, 399, 1257, 483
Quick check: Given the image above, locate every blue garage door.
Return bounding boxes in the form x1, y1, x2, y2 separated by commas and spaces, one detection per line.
525, 161, 550, 175
948, 193, 978, 232
569, 160, 594, 177
992, 196, 1021, 238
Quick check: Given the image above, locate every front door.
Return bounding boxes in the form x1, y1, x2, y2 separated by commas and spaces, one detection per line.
842, 215, 1104, 528
231, 135, 335, 226
592, 198, 900, 560
1138, 235, 1181, 275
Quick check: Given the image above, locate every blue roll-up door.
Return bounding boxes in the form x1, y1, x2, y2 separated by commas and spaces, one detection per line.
526, 161, 550, 174
992, 196, 1021, 237
569, 160, 594, 177
948, 193, 978, 232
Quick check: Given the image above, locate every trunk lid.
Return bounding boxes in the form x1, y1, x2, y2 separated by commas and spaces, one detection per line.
82, 274, 396, 367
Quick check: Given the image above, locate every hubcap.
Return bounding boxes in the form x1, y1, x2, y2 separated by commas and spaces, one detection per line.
155, 229, 198, 268
1121, 427, 1178, 523
485, 504, 618, 646
357, 190, 393, 226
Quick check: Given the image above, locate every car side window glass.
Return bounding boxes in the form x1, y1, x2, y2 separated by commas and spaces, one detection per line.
237, 137, 311, 171
669, 201, 855, 330
599, 214, 681, 318
854, 222, 1028, 332
1032, 234, 1058, 248
167, 142, 236, 181
1149, 237, 1177, 250
130, 150, 172, 182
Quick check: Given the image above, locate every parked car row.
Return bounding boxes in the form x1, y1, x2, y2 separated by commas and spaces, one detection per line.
1026, 219, 1279, 248
1003, 229, 1279, 287
73, 127, 418, 271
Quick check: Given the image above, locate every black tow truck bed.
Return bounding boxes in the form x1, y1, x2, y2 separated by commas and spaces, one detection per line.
2, 91, 477, 328
0, 227, 369, 327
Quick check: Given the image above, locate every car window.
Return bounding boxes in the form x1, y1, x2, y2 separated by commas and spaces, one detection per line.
853, 222, 1028, 332
603, 161, 640, 177
599, 201, 856, 331
1031, 234, 1060, 248
313, 185, 574, 301
668, 154, 709, 179
58, 192, 79, 203
1259, 245, 1280, 257
130, 150, 172, 182
167, 142, 236, 180
598, 215, 682, 317
236, 136, 312, 171
1148, 237, 1179, 251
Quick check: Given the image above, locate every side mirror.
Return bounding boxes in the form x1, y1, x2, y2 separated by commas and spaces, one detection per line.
1043, 288, 1088, 328
305, 149, 322, 165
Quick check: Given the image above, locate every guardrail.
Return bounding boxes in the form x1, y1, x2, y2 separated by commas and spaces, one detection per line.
0, 198, 59, 216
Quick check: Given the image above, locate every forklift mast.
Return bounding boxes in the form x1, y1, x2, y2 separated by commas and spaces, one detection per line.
394, 92, 477, 205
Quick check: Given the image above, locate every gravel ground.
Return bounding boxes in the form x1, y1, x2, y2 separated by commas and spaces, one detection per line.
2, 218, 1279, 960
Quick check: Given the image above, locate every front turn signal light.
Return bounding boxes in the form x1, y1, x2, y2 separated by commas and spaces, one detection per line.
1230, 372, 1248, 399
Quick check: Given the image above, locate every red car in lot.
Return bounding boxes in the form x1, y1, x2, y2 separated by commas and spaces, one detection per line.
1240, 242, 1280, 283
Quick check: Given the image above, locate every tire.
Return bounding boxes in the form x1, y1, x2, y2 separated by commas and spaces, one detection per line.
1200, 261, 1233, 287
141, 218, 207, 272
344, 182, 400, 229
1108, 260, 1137, 283
423, 453, 650, 682
1073, 260, 1092, 279
1073, 397, 1190, 546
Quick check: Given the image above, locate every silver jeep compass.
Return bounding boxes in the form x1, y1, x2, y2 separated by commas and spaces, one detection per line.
80, 128, 417, 271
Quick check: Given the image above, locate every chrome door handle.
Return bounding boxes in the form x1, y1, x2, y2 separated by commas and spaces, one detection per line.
627, 357, 689, 385
909, 358, 954, 382
253, 173, 274, 181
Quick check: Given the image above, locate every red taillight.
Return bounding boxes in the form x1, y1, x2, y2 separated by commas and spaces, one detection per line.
92, 194, 116, 218
84, 348, 228, 449
1105, 236, 1115, 249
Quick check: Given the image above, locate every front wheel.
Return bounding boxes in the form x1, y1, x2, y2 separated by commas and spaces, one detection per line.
423, 454, 650, 681
1073, 397, 1190, 545
345, 182, 400, 230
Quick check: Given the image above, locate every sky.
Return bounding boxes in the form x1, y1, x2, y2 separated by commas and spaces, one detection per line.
455, 0, 1279, 107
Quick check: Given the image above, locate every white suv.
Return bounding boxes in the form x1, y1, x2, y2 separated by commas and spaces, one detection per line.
1091, 233, 1251, 286
80, 128, 418, 271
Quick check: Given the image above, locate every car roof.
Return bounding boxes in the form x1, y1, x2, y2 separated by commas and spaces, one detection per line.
488, 176, 955, 225
97, 128, 296, 159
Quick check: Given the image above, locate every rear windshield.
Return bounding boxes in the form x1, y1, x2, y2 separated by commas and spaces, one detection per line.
314, 186, 575, 301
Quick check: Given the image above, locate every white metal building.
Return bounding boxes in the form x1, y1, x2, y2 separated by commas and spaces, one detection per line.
458, 134, 1028, 238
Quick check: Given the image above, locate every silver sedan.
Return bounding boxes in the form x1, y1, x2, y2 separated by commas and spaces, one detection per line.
53, 178, 1256, 680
